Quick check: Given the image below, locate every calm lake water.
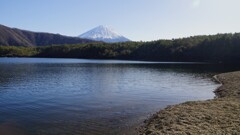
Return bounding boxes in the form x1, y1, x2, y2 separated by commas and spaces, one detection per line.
0, 58, 238, 135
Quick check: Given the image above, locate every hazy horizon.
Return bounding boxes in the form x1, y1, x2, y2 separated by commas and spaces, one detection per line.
1, 0, 240, 41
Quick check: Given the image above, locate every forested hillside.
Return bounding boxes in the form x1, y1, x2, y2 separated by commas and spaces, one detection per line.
0, 24, 94, 46
1, 33, 240, 63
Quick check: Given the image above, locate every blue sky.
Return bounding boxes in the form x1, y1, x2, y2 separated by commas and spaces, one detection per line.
1, 0, 240, 41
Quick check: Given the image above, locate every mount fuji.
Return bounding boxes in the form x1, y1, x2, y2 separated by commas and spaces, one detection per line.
79, 25, 130, 43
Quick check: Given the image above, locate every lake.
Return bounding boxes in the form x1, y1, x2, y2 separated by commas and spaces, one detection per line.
0, 58, 237, 135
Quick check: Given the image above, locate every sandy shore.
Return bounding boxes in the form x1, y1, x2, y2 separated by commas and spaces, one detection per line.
139, 71, 240, 135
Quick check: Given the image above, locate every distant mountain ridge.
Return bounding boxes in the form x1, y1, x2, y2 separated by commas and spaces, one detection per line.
0, 24, 94, 46
79, 25, 130, 43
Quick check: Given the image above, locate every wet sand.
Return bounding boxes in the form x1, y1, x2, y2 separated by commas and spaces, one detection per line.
139, 71, 240, 135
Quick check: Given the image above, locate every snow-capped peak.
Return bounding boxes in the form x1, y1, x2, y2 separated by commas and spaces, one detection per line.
79, 25, 130, 43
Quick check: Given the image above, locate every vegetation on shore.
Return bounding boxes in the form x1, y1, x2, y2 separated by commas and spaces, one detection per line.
0, 46, 38, 57
139, 71, 240, 135
1, 33, 240, 63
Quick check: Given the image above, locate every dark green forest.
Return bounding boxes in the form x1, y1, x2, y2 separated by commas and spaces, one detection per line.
1, 33, 240, 63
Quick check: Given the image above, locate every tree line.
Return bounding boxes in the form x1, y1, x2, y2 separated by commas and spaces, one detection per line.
1, 33, 240, 63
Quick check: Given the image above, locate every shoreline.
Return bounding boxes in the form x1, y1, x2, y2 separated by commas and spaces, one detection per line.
139, 71, 240, 134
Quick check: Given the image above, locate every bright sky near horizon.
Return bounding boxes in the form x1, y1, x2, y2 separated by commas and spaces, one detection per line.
1, 0, 240, 41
